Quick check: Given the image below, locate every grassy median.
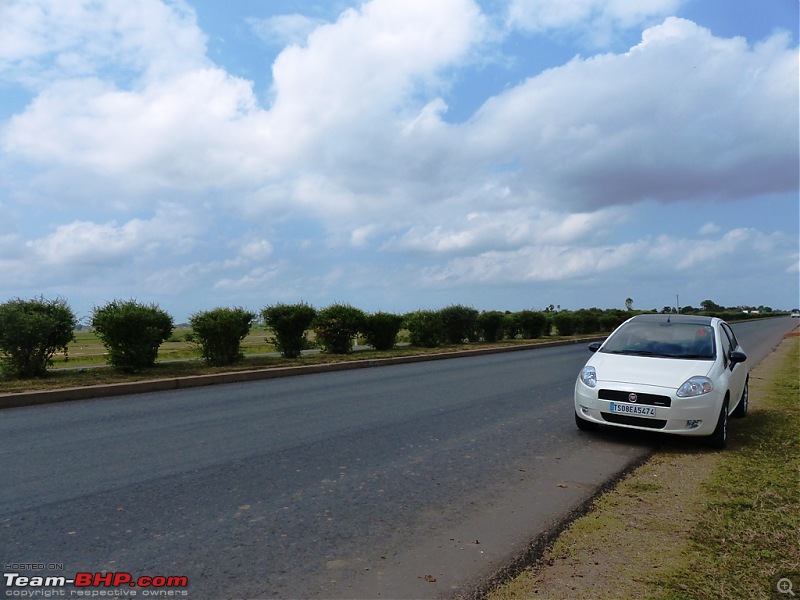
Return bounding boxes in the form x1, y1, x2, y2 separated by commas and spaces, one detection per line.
488, 335, 799, 600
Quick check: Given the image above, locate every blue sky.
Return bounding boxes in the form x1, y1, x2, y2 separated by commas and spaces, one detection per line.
1, 0, 798, 323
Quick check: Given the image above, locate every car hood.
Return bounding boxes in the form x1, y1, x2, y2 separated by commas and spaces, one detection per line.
588, 352, 714, 390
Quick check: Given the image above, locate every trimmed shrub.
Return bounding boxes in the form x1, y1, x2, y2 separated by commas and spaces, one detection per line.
599, 313, 623, 332
0, 296, 76, 378
503, 312, 520, 340
262, 302, 316, 358
553, 312, 578, 336
439, 304, 479, 344
515, 310, 548, 339
189, 307, 255, 366
363, 312, 404, 351
92, 300, 174, 372
575, 310, 600, 334
404, 310, 445, 348
314, 303, 366, 354
477, 310, 506, 342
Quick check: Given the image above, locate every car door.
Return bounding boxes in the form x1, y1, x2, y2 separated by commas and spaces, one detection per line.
720, 322, 747, 411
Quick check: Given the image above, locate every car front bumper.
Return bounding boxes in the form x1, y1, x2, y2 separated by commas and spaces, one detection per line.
574, 380, 724, 436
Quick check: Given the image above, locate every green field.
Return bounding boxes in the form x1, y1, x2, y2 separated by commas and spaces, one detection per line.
55, 327, 279, 367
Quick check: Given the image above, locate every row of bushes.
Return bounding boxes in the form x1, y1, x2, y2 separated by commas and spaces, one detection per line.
0, 297, 632, 379
0, 296, 784, 379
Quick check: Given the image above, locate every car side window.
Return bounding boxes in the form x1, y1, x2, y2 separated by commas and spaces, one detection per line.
722, 323, 739, 350
719, 326, 732, 367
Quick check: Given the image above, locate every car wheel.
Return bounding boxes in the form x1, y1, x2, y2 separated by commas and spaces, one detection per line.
731, 377, 749, 418
575, 411, 599, 431
706, 401, 728, 449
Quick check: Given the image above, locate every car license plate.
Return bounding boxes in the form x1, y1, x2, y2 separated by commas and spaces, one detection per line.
609, 402, 657, 417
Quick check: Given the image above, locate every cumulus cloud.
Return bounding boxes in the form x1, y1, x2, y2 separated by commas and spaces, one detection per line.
0, 0, 207, 87
25, 204, 199, 268
460, 18, 798, 212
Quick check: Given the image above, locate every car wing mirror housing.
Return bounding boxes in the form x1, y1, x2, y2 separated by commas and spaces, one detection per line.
730, 350, 747, 364
588, 341, 603, 353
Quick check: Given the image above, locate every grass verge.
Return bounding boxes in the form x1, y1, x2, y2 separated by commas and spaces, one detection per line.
658, 335, 799, 600
487, 335, 799, 600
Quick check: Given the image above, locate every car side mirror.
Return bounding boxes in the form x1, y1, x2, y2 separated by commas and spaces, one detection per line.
730, 350, 747, 365
588, 341, 602, 353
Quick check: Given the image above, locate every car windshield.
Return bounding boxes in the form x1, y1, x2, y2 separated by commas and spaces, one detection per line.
600, 321, 716, 359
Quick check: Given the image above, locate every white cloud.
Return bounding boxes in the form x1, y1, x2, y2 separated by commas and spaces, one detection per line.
384, 208, 621, 254
4, 69, 265, 187
0, 0, 207, 87
699, 222, 721, 235
247, 14, 325, 48
506, 0, 687, 46
239, 239, 273, 261
419, 227, 790, 288
460, 18, 798, 211
24, 204, 199, 268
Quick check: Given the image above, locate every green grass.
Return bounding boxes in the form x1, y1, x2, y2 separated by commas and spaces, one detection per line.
52, 327, 278, 366
654, 337, 800, 600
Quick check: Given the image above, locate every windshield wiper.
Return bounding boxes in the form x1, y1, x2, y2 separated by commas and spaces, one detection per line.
604, 349, 672, 357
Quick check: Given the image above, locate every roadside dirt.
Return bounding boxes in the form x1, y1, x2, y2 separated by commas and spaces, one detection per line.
487, 337, 790, 599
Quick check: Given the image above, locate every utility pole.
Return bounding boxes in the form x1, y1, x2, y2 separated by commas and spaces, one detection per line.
676, 294, 680, 314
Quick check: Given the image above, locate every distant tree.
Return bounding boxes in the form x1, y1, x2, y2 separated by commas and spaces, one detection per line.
625, 298, 634, 311
0, 296, 76, 378
700, 300, 723, 312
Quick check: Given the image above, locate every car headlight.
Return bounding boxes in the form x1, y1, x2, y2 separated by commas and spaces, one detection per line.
677, 376, 713, 397
580, 366, 597, 388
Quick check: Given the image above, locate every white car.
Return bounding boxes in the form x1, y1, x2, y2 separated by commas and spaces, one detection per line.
574, 314, 748, 449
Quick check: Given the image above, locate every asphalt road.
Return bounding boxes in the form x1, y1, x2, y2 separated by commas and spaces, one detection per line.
1, 317, 796, 599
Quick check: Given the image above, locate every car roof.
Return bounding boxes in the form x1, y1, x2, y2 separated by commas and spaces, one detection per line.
626, 313, 717, 326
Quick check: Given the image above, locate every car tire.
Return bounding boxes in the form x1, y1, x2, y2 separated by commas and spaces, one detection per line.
731, 377, 749, 418
706, 401, 728, 450
575, 411, 599, 431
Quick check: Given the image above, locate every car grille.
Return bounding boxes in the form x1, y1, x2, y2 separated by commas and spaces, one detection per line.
601, 413, 667, 429
599, 389, 672, 407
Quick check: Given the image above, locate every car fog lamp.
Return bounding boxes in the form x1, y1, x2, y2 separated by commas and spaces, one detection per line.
677, 376, 713, 398
580, 366, 597, 388
686, 420, 702, 429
